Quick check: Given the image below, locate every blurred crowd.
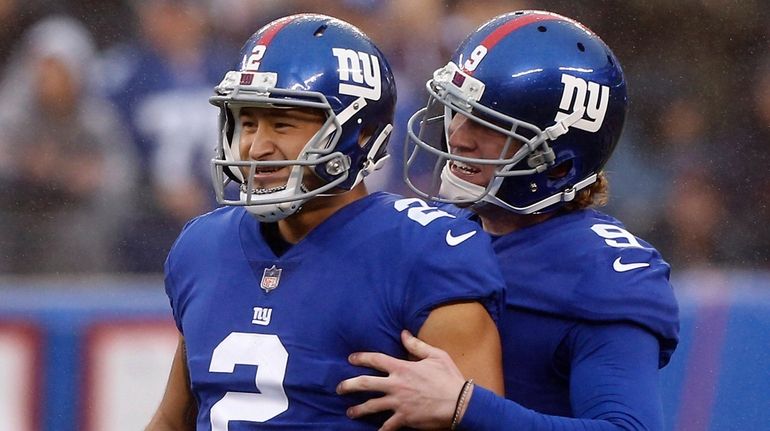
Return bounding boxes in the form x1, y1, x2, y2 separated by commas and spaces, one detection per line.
0, 0, 767, 275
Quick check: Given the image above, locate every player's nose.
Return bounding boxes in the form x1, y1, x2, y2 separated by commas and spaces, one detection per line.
244, 129, 276, 161
447, 116, 479, 154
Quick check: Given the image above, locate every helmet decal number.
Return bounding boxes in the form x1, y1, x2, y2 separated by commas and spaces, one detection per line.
554, 74, 610, 133
332, 48, 382, 101
243, 45, 267, 72
462, 45, 488, 72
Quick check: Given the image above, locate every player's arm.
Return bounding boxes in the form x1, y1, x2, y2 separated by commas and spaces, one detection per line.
459, 322, 664, 431
340, 321, 663, 430
145, 334, 197, 431
417, 301, 503, 395
338, 302, 503, 430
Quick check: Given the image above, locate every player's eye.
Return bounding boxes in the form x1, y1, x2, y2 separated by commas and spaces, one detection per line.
274, 122, 296, 130
240, 119, 257, 130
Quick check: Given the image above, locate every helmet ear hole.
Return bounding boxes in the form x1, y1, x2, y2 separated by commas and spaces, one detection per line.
547, 160, 573, 180
358, 121, 377, 148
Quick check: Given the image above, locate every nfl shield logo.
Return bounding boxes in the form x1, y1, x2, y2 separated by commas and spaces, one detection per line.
261, 265, 282, 293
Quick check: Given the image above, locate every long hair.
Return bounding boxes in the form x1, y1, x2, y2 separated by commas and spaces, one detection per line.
562, 171, 609, 212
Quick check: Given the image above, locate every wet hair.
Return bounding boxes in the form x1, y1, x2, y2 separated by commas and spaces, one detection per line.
561, 171, 609, 212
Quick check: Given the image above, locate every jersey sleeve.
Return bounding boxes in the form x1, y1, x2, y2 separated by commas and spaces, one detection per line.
460, 322, 663, 431
401, 217, 505, 336
162, 215, 205, 335
163, 253, 183, 333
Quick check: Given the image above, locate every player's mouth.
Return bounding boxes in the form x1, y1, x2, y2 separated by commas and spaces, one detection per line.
241, 184, 287, 195
253, 165, 284, 175
238, 163, 292, 193
450, 160, 481, 177
241, 163, 290, 180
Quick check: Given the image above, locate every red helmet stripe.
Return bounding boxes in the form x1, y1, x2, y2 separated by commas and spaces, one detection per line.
256, 15, 298, 46
480, 13, 560, 51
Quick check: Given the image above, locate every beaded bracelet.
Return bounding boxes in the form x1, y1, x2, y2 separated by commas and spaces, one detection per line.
450, 379, 474, 430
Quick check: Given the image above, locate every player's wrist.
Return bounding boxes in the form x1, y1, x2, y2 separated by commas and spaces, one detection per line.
450, 379, 474, 430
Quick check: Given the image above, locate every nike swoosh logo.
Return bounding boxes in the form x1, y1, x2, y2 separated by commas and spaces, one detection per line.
613, 257, 650, 272
446, 230, 477, 246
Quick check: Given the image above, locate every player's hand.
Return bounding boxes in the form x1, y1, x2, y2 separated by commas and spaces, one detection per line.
337, 330, 467, 431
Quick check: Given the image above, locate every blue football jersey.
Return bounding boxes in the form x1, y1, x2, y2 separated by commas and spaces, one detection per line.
164, 192, 504, 430
493, 209, 679, 415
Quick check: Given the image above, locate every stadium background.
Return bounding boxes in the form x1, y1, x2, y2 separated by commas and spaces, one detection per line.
0, 0, 768, 430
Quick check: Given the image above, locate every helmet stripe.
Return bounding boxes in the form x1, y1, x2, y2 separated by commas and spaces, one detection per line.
256, 15, 298, 46
479, 13, 559, 52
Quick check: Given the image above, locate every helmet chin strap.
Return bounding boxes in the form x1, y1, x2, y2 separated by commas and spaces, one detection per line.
438, 164, 509, 209
242, 187, 301, 222
439, 163, 598, 215
242, 183, 312, 222
439, 164, 486, 202
544, 106, 585, 141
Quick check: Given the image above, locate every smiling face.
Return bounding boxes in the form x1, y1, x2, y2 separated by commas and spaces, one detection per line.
237, 106, 326, 192
446, 113, 521, 188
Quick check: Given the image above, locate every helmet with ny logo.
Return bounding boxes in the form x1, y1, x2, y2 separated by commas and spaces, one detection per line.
404, 10, 627, 214
210, 14, 396, 221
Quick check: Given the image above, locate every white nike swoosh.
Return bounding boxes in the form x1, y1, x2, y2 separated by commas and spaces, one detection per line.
446, 229, 477, 246
613, 257, 650, 272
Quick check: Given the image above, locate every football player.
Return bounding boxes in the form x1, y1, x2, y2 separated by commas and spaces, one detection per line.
338, 10, 680, 430
146, 14, 505, 430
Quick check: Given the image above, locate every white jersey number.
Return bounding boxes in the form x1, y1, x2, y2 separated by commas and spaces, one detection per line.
590, 223, 643, 248
394, 198, 455, 226
209, 332, 289, 430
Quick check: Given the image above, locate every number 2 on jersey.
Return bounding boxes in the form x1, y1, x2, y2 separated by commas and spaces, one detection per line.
394, 198, 454, 226
209, 333, 288, 429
